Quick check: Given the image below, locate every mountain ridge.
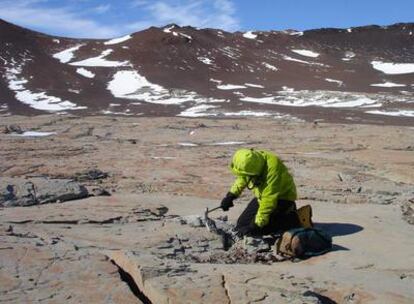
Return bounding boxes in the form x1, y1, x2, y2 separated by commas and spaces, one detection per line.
1, 19, 413, 124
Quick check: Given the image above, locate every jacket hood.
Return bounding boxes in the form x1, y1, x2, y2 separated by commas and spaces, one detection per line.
230, 149, 265, 176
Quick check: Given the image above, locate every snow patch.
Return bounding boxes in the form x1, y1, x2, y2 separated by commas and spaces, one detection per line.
283, 55, 326, 66
217, 84, 247, 90
371, 61, 414, 75
108, 70, 224, 105
224, 111, 272, 117
76, 68, 95, 78
178, 32, 192, 40
291, 49, 320, 58
289, 31, 304, 36
163, 25, 192, 40
152, 156, 176, 160
14, 131, 57, 137
220, 47, 241, 60
163, 25, 175, 33
243, 31, 257, 39
370, 82, 406, 88
342, 51, 356, 61
366, 110, 414, 117
0, 104, 9, 113
210, 78, 222, 84
178, 104, 218, 117
198, 57, 213, 65
262, 62, 278, 71
233, 92, 245, 97
325, 78, 344, 86
53, 44, 84, 63
70, 49, 130, 67
178, 142, 199, 147
245, 83, 265, 88
241, 91, 381, 108
104, 35, 132, 45
5, 64, 86, 112
101, 110, 135, 116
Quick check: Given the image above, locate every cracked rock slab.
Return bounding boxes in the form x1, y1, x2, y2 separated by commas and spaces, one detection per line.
0, 241, 140, 303
107, 250, 329, 304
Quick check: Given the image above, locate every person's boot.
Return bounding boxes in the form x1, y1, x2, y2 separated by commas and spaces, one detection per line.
297, 205, 313, 228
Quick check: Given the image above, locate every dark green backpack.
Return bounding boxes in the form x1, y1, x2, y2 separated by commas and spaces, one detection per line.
276, 228, 332, 259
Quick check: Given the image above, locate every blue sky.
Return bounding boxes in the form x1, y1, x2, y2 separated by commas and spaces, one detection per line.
0, 0, 413, 38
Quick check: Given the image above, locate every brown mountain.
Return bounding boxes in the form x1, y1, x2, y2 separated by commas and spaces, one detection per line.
1, 19, 413, 124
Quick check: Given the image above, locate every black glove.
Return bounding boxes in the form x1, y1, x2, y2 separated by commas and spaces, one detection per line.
220, 192, 237, 211
236, 221, 261, 237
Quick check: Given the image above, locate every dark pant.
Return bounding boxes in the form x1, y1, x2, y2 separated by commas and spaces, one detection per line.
236, 198, 301, 235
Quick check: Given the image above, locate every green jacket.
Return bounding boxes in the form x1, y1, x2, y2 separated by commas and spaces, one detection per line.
229, 149, 297, 227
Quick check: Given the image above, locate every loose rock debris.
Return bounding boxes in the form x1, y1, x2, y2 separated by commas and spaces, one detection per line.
159, 215, 285, 264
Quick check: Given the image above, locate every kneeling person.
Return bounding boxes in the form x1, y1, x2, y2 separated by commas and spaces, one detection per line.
221, 148, 301, 237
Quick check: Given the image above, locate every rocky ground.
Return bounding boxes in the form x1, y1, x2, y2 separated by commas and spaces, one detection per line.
0, 114, 413, 303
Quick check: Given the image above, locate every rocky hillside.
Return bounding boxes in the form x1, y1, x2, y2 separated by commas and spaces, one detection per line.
1, 19, 413, 123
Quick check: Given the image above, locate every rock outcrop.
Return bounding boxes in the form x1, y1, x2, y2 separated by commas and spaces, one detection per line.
0, 177, 88, 207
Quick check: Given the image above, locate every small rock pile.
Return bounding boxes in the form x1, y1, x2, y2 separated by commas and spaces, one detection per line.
155, 215, 285, 265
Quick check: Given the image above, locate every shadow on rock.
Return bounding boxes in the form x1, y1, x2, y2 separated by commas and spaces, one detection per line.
303, 290, 337, 304
331, 244, 350, 252
315, 222, 363, 237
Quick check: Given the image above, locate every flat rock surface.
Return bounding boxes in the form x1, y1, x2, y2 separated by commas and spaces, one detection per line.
1, 194, 413, 303
0, 115, 413, 303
